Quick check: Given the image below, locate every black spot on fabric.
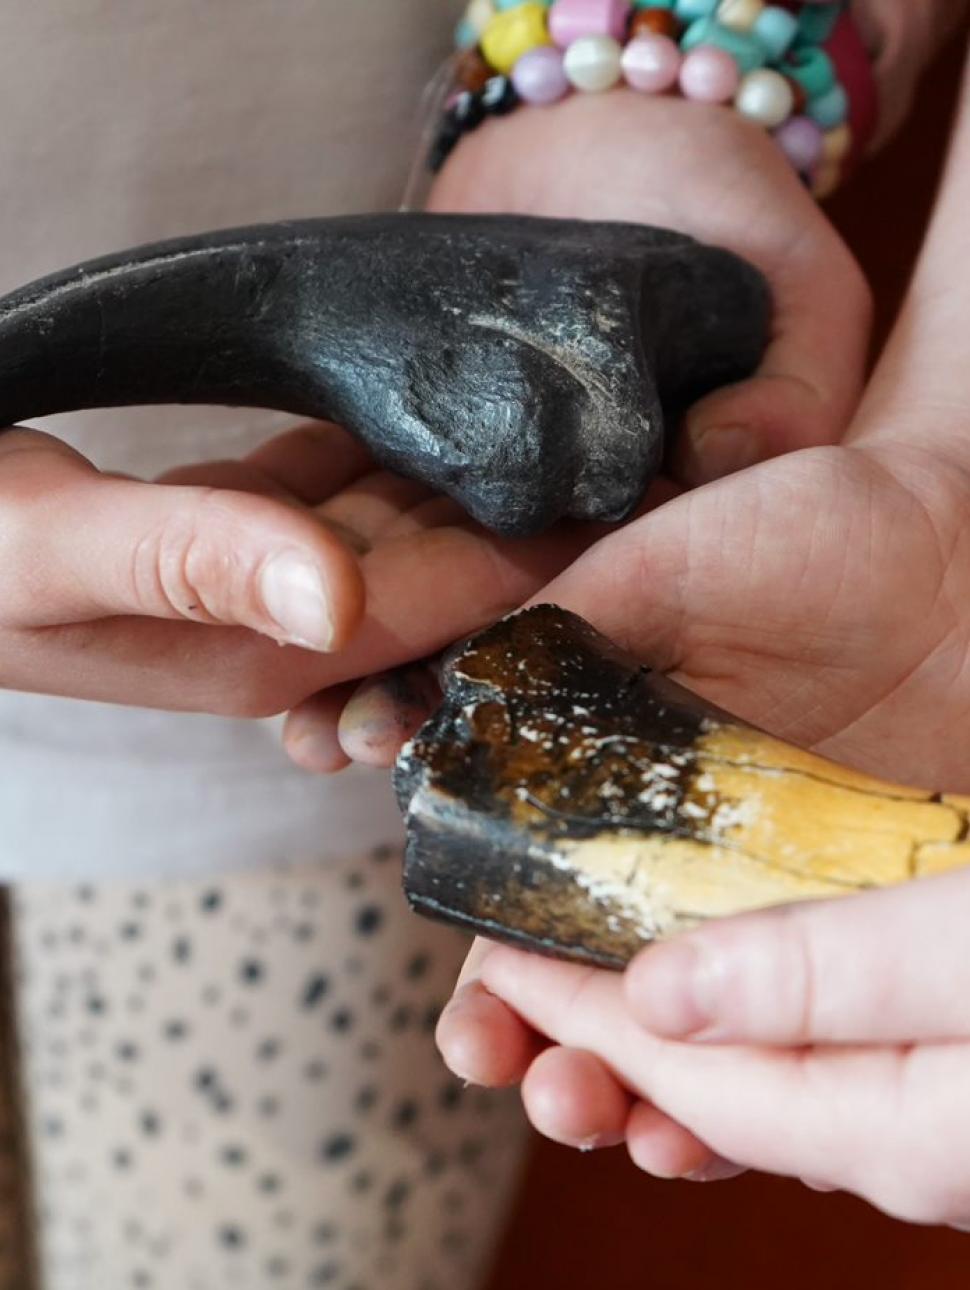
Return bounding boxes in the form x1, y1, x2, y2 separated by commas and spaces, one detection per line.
304, 1059, 328, 1082
220, 1144, 247, 1167
116, 1041, 140, 1062
320, 1132, 355, 1164
257, 1173, 281, 1194
439, 1083, 462, 1112
309, 1262, 340, 1285
392, 1100, 419, 1130
300, 974, 330, 1009
201, 985, 222, 1006
218, 1225, 245, 1249
424, 1151, 447, 1179
354, 905, 384, 937
359, 1040, 382, 1062
76, 885, 96, 903
194, 1068, 216, 1091
137, 963, 156, 984
42, 1117, 64, 1138
86, 995, 107, 1016
345, 872, 365, 891
112, 1148, 133, 1170
140, 1111, 161, 1137
328, 1008, 354, 1034
384, 1179, 410, 1209
239, 959, 265, 986
350, 1169, 373, 1194
257, 1095, 280, 1118
406, 953, 431, 980
163, 1019, 189, 1041
422, 1003, 443, 1033
200, 890, 223, 914
371, 985, 390, 1007
132, 1271, 152, 1288
119, 922, 142, 941
459, 1137, 485, 1166
389, 1005, 413, 1032
442, 1228, 470, 1254
265, 1255, 289, 1278
292, 922, 315, 942
256, 1038, 282, 1062
313, 1222, 336, 1244
354, 1085, 378, 1115
131, 891, 150, 910
371, 845, 394, 864
171, 936, 192, 964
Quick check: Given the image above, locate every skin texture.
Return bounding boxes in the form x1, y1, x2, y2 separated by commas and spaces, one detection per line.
428, 55, 970, 1231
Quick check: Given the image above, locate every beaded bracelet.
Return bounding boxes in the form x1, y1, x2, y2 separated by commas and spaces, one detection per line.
430, 0, 877, 199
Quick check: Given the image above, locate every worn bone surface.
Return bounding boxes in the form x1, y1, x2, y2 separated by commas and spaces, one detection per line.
0, 213, 769, 534
396, 606, 970, 969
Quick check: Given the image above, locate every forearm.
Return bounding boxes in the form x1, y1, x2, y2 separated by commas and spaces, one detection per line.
856, 0, 970, 146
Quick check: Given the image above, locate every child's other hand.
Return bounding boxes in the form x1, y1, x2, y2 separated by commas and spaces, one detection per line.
461, 868, 970, 1231
0, 421, 584, 723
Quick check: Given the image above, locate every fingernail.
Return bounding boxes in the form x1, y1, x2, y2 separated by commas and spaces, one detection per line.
261, 553, 334, 651
685, 1157, 746, 1183
627, 938, 724, 1039
688, 425, 761, 484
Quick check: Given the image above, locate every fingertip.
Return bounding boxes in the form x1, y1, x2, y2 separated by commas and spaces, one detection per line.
521, 1047, 630, 1150
337, 666, 439, 767
626, 1101, 734, 1181
436, 981, 543, 1088
283, 685, 355, 775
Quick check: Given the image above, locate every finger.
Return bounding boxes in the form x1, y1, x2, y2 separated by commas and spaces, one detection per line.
282, 683, 356, 774
244, 421, 374, 504
521, 1047, 631, 1150
156, 459, 295, 501
477, 946, 952, 1214
626, 1102, 742, 1182
316, 471, 436, 546
625, 868, 970, 1047
0, 428, 363, 649
336, 665, 440, 766
436, 939, 544, 1087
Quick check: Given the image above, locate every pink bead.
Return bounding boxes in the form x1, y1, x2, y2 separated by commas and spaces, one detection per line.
773, 115, 824, 171
678, 46, 741, 104
621, 34, 681, 94
512, 45, 571, 104
548, 0, 631, 48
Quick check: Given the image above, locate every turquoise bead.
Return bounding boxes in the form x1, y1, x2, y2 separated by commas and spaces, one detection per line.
807, 82, 848, 128
455, 17, 480, 48
796, 3, 842, 46
633, 0, 675, 7
681, 18, 767, 73
674, 0, 718, 20
784, 45, 835, 98
752, 6, 798, 60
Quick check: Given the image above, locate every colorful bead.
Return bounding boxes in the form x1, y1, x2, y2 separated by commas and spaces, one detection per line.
465, 0, 498, 34
795, 1, 841, 45
481, 2, 552, 74
563, 33, 625, 89
783, 45, 835, 98
512, 44, 571, 102
622, 33, 682, 91
820, 121, 851, 162
812, 160, 841, 199
679, 44, 741, 102
481, 73, 521, 112
633, 0, 674, 6
773, 114, 823, 170
751, 5, 797, 58
455, 19, 480, 49
807, 81, 848, 128
549, 0, 632, 47
455, 47, 494, 92
734, 67, 794, 127
681, 18, 767, 73
629, 8, 681, 38
783, 73, 807, 114
716, 0, 763, 33
674, 0, 718, 18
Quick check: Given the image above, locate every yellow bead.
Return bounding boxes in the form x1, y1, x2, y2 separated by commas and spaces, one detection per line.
481, 3, 551, 75
812, 161, 841, 200
821, 123, 852, 164
716, 0, 764, 32
465, 0, 497, 36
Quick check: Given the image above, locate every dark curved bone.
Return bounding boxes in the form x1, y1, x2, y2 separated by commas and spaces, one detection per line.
396, 606, 970, 969
0, 213, 769, 535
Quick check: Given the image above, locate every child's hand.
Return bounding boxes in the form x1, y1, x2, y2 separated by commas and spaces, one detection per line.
292, 92, 872, 767
0, 420, 585, 721
464, 868, 970, 1230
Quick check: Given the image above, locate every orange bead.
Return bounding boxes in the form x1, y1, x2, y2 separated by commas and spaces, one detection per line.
783, 73, 807, 115
454, 47, 492, 93
629, 9, 681, 40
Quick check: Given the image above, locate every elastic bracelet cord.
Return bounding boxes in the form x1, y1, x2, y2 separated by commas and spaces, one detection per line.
430, 1, 878, 199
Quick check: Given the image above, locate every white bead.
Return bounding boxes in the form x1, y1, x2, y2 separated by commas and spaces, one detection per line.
466, 0, 496, 35
734, 68, 794, 128
563, 35, 623, 92
717, 0, 764, 31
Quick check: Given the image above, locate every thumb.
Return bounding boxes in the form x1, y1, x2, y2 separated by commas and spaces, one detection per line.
0, 429, 364, 649
624, 867, 970, 1047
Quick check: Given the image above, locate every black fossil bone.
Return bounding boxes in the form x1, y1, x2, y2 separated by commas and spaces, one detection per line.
0, 213, 769, 535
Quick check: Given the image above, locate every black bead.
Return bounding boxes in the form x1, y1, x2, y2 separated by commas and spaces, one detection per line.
481, 75, 519, 115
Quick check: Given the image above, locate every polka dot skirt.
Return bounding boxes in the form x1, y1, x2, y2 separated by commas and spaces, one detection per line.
6, 848, 527, 1289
